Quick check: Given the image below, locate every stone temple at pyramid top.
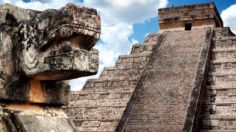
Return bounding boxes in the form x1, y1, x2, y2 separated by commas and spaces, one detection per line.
158, 2, 223, 32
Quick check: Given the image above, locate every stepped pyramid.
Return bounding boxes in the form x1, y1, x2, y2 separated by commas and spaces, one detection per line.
64, 2, 236, 132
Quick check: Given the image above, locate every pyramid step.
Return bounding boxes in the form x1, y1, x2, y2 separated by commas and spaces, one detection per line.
115, 52, 152, 69
76, 121, 118, 128
201, 104, 236, 115
124, 124, 182, 132
204, 96, 236, 105
68, 106, 125, 120
205, 87, 236, 97
200, 125, 236, 131
213, 37, 236, 49
115, 52, 152, 65
213, 36, 236, 42
211, 58, 236, 64
208, 74, 236, 83
68, 96, 130, 108
207, 81, 236, 88
77, 126, 116, 132
100, 66, 144, 78
209, 71, 236, 76
212, 50, 236, 61
69, 88, 134, 102
212, 47, 236, 52
83, 76, 139, 90
130, 43, 156, 54
201, 130, 236, 132
201, 114, 236, 121
72, 87, 134, 95
144, 33, 159, 45
213, 27, 234, 38
201, 118, 236, 130
207, 85, 236, 90
209, 63, 236, 72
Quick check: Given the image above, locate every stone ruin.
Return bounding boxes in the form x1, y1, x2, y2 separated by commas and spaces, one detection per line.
0, 2, 236, 132
0, 3, 100, 132
64, 2, 236, 132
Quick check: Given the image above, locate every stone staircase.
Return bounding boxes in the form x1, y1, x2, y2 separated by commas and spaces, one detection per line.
200, 28, 236, 131
64, 33, 163, 131
120, 28, 208, 132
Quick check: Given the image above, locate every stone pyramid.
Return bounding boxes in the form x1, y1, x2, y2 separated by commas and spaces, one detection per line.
65, 2, 236, 132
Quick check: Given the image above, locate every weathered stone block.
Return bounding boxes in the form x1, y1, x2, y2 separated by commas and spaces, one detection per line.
0, 2, 101, 132
0, 3, 100, 104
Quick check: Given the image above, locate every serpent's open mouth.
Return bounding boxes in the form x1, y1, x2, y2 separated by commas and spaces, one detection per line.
39, 24, 100, 54
43, 35, 95, 58
30, 26, 100, 80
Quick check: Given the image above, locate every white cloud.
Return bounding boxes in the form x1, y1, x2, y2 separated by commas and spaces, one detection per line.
131, 38, 139, 45
83, 0, 167, 24
0, 0, 168, 91
2, 0, 75, 11
221, 4, 236, 34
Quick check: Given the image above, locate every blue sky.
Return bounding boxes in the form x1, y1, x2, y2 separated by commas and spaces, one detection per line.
2, 0, 236, 90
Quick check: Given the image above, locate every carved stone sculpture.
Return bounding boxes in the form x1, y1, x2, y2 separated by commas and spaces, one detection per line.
0, 3, 100, 131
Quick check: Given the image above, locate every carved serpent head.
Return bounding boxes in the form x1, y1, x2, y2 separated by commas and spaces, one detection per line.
0, 3, 100, 82
0, 4, 100, 103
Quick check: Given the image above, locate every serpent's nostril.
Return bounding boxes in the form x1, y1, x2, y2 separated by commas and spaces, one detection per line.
62, 42, 72, 52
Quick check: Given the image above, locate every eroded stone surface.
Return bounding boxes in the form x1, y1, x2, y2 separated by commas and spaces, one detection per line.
0, 3, 100, 132
0, 104, 76, 132
0, 3, 100, 104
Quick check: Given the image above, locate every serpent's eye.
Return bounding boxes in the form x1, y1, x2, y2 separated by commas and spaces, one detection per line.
5, 13, 17, 26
